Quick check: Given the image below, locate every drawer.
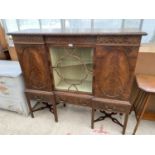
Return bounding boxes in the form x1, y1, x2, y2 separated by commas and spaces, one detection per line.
45, 36, 96, 46
25, 91, 54, 103
92, 97, 131, 113
55, 91, 93, 107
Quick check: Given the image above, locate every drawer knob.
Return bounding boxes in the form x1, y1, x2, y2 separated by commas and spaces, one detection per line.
68, 43, 73, 47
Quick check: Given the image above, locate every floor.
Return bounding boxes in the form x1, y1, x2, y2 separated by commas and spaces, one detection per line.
0, 104, 155, 135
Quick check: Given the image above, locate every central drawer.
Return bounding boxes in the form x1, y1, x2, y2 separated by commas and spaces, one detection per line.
55, 91, 93, 107
45, 36, 96, 46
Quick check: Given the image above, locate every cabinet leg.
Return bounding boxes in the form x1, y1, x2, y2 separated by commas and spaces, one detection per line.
51, 97, 58, 122
53, 103, 58, 122
91, 108, 95, 129
122, 113, 129, 135
25, 95, 34, 118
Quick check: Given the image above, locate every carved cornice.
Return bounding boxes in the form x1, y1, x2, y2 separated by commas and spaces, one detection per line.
13, 35, 44, 44
45, 36, 96, 45
96, 36, 141, 46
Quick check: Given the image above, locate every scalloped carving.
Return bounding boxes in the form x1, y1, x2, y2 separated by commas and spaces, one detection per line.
97, 36, 141, 45
13, 35, 44, 44
45, 36, 96, 45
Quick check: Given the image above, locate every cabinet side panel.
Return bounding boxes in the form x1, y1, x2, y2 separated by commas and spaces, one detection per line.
14, 44, 53, 91
94, 45, 140, 101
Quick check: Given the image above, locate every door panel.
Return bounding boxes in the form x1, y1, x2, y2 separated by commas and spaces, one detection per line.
94, 45, 139, 100
15, 44, 53, 91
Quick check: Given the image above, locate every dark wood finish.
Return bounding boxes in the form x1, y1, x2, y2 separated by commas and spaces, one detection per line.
14, 44, 53, 91
93, 111, 124, 127
92, 35, 142, 134
45, 36, 97, 46
13, 35, 44, 44
91, 108, 95, 129
25, 89, 58, 122
94, 45, 139, 100
55, 91, 93, 107
25, 92, 34, 118
96, 35, 141, 46
91, 97, 130, 134
122, 114, 129, 135
13, 35, 56, 121
92, 97, 131, 113
10, 30, 146, 134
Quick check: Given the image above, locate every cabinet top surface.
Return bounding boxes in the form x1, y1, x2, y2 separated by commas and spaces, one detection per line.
8, 29, 147, 36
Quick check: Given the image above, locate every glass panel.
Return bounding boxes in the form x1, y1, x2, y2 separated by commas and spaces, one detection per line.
124, 19, 141, 29
18, 19, 40, 30
94, 19, 122, 29
50, 47, 93, 93
5, 19, 18, 32
141, 19, 155, 43
40, 19, 61, 29
65, 19, 91, 29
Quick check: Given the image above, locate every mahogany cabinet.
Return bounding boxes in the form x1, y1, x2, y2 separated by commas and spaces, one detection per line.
9, 30, 146, 134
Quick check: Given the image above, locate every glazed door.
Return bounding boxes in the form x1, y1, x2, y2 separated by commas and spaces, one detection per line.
94, 45, 139, 100
15, 44, 53, 91
49, 47, 93, 94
